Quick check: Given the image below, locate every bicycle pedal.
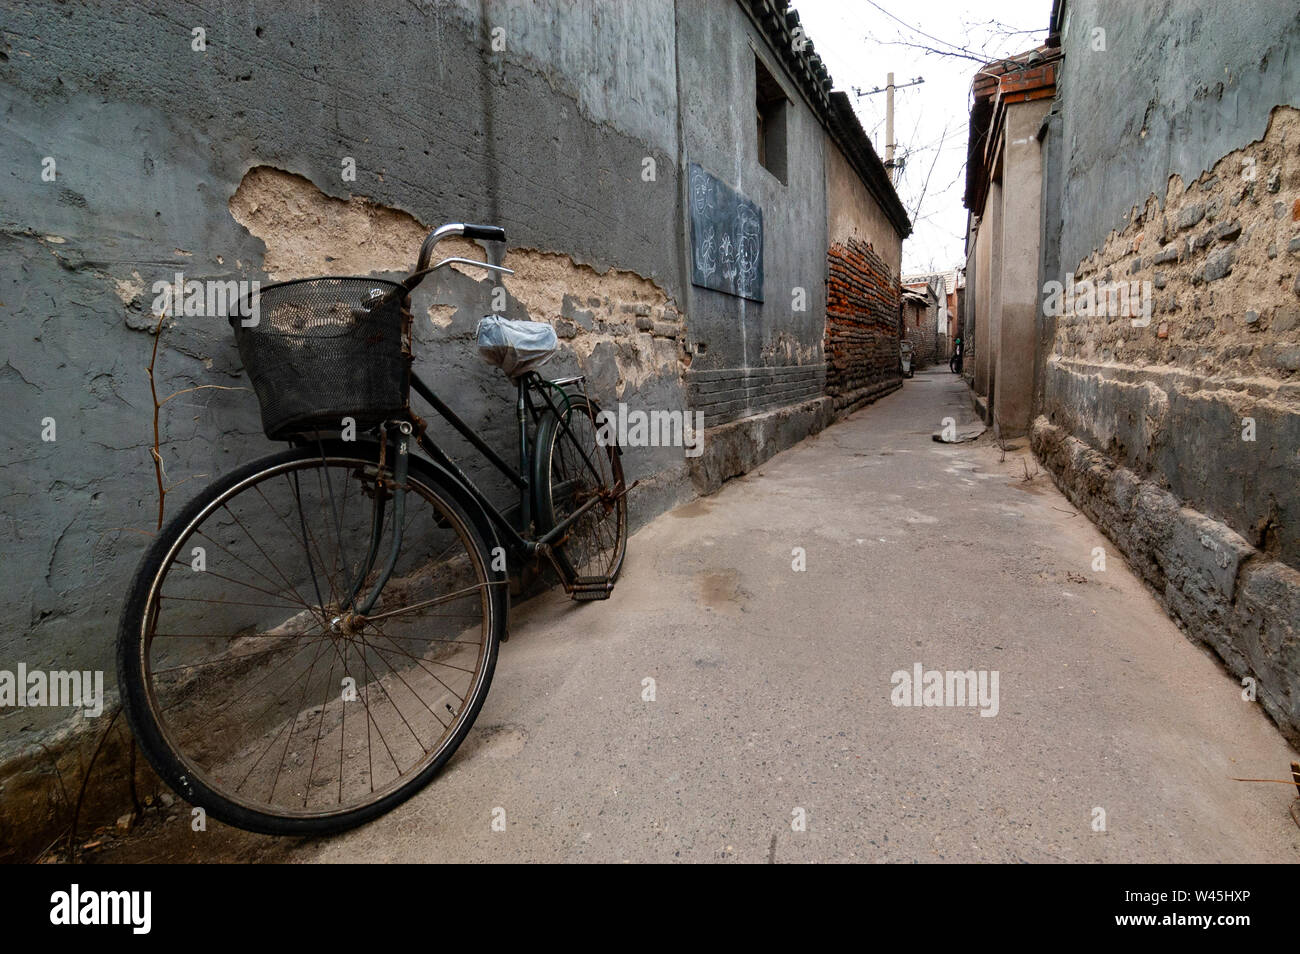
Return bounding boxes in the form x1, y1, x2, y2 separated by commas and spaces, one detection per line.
568, 577, 614, 601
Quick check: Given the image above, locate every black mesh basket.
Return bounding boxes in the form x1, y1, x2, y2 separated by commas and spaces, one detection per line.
230, 277, 411, 440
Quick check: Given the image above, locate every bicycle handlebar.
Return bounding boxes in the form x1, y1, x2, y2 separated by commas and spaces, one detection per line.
361, 222, 511, 310
463, 224, 506, 243
416, 222, 506, 272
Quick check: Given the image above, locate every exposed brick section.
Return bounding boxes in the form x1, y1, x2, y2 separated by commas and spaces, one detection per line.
903, 296, 939, 367
997, 61, 1058, 99
824, 237, 902, 412
687, 365, 826, 428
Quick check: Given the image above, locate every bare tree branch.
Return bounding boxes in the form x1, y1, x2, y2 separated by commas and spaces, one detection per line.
873, 35, 990, 64
862, 0, 998, 62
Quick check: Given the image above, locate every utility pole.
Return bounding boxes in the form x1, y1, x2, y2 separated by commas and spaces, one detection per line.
851, 75, 923, 184
885, 72, 895, 184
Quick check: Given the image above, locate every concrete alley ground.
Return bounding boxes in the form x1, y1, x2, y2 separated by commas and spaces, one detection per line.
102, 369, 1300, 863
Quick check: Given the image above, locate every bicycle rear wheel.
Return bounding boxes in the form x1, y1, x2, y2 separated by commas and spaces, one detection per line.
117, 442, 505, 835
534, 392, 628, 586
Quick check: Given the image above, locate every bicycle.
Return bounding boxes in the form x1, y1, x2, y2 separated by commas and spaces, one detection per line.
117, 222, 629, 835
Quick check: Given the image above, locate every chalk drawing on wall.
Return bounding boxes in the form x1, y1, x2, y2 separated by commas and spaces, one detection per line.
688, 162, 764, 302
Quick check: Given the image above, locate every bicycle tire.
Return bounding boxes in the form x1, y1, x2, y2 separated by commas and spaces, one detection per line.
534, 392, 628, 585
117, 441, 506, 836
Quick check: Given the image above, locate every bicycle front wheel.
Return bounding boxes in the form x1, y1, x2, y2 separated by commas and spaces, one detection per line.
117, 443, 505, 835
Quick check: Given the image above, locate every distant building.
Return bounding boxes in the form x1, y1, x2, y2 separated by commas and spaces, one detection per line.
903, 268, 964, 363
901, 279, 939, 368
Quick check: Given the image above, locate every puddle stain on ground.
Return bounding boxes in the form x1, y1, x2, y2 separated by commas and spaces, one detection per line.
698, 569, 744, 613
459, 723, 528, 761
672, 498, 713, 519
1010, 478, 1050, 496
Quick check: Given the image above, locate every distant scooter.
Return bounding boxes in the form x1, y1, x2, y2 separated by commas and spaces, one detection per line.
900, 341, 915, 378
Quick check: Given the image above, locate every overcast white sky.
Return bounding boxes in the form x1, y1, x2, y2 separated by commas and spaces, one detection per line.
793, 0, 1052, 274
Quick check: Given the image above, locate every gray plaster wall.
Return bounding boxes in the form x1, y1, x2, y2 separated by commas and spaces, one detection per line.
994, 98, 1051, 436
0, 0, 847, 753
1055, 0, 1300, 270
675, 0, 829, 393
1034, 103, 1063, 423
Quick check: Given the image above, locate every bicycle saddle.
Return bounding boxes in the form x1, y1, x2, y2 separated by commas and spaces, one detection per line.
476, 315, 558, 378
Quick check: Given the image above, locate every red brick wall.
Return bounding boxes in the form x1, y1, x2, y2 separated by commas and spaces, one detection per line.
905, 299, 938, 368
825, 237, 901, 411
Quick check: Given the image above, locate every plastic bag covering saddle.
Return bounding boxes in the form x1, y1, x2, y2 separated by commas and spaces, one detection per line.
476, 315, 558, 378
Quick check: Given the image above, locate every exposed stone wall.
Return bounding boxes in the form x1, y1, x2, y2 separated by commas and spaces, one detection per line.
1045, 107, 1300, 569
1052, 107, 1299, 384
1033, 419, 1300, 747
825, 238, 902, 413
230, 167, 690, 410
1038, 105, 1300, 742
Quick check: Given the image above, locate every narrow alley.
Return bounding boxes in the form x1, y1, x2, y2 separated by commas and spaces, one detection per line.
120, 370, 1297, 864
5, 0, 1298, 909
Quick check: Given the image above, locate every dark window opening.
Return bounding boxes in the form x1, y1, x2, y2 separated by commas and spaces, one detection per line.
755, 55, 788, 184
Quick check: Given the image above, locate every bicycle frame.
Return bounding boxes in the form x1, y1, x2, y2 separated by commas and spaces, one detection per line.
320, 222, 624, 616
407, 368, 613, 562
333, 368, 614, 617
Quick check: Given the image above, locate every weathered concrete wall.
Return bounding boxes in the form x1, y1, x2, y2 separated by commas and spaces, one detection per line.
1035, 101, 1065, 424
827, 142, 902, 277
1038, 0, 1300, 740
676, 0, 829, 422
1054, 1, 1300, 274
1045, 109, 1300, 567
0, 0, 908, 859
973, 209, 993, 404
1, 0, 688, 734
987, 181, 1005, 425
963, 216, 980, 389
1034, 419, 1300, 747
0, 0, 695, 857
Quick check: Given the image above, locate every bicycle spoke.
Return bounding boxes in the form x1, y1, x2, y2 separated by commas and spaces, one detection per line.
265, 632, 334, 802
364, 628, 472, 714
183, 528, 319, 612
360, 581, 492, 623
219, 503, 325, 626
304, 640, 341, 809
